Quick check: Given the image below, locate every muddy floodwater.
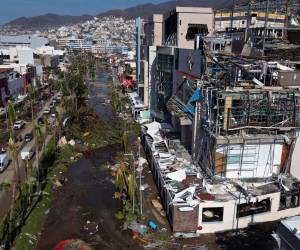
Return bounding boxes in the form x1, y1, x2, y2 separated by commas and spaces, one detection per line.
37, 66, 141, 249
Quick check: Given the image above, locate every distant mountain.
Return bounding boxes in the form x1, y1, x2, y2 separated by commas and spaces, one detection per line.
2, 0, 243, 30
3, 13, 92, 29
97, 0, 236, 19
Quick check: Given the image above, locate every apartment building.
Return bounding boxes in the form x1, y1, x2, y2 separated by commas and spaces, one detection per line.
68, 38, 92, 51
163, 7, 214, 49
0, 68, 29, 107
137, 7, 214, 118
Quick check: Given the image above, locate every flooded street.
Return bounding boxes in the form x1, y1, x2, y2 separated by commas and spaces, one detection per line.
36, 65, 140, 250
88, 66, 114, 122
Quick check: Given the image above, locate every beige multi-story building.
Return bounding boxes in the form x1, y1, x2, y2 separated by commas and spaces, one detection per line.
163, 7, 214, 49
143, 14, 163, 46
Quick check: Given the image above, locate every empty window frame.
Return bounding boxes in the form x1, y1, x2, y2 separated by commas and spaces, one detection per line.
237, 198, 271, 218
280, 193, 300, 210
186, 24, 208, 40
202, 207, 224, 222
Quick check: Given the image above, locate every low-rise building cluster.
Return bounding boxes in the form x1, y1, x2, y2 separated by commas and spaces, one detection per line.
0, 34, 65, 109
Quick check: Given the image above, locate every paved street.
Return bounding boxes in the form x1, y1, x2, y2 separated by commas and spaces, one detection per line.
0, 93, 61, 221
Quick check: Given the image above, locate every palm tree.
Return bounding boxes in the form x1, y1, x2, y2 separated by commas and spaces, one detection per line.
34, 123, 43, 183
7, 101, 21, 245
27, 85, 35, 124
115, 161, 127, 191
27, 85, 42, 184
7, 101, 20, 183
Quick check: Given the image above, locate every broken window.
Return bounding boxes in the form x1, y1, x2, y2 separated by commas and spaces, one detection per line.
202, 207, 224, 222
237, 198, 271, 218
186, 24, 208, 40
280, 193, 300, 210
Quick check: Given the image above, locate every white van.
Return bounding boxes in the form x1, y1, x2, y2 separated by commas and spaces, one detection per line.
20, 145, 35, 161
0, 154, 10, 172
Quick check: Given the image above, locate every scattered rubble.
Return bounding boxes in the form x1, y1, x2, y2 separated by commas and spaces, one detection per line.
68, 140, 76, 147
128, 221, 148, 235
151, 199, 163, 212
58, 136, 67, 148
83, 220, 99, 235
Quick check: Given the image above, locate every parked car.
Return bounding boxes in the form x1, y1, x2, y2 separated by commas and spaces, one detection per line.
24, 133, 33, 142
55, 96, 62, 102
43, 108, 51, 115
13, 120, 25, 130
49, 102, 55, 108
0, 154, 10, 173
51, 113, 56, 118
20, 145, 35, 161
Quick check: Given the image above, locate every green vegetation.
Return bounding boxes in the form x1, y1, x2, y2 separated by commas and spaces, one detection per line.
63, 106, 120, 149
115, 200, 139, 225
14, 139, 77, 250
14, 190, 51, 250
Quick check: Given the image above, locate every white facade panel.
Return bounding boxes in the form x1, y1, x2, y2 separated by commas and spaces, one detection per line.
217, 143, 283, 179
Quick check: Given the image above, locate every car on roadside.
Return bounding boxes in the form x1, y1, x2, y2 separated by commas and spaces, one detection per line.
49, 102, 55, 108
55, 96, 62, 102
24, 133, 33, 142
51, 113, 56, 118
0, 153, 10, 173
43, 108, 51, 115
20, 145, 35, 161
13, 120, 25, 130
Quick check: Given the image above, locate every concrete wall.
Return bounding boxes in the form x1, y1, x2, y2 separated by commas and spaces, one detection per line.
290, 135, 300, 179
148, 46, 157, 111
216, 143, 283, 179
144, 14, 163, 46
196, 192, 300, 234
177, 9, 214, 49
18, 48, 34, 65
141, 60, 149, 106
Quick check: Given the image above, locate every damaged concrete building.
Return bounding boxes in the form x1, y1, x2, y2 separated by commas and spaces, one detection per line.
135, 5, 300, 235
214, 0, 300, 39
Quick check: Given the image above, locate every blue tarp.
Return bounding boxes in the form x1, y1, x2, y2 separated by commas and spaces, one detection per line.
184, 88, 202, 115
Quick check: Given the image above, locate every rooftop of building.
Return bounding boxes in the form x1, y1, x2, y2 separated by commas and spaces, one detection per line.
281, 216, 300, 240
142, 121, 299, 207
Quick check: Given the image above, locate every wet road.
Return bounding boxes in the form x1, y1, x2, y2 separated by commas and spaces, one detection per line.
36, 65, 140, 249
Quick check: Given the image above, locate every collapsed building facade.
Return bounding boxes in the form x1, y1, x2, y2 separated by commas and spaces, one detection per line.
135, 5, 300, 234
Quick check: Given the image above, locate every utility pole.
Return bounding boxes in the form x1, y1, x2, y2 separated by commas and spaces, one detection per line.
262, 0, 270, 56
230, 0, 235, 31
245, 0, 252, 42
192, 80, 201, 161
132, 151, 135, 214
138, 137, 143, 216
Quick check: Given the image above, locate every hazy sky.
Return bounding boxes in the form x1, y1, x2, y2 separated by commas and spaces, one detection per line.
0, 0, 166, 24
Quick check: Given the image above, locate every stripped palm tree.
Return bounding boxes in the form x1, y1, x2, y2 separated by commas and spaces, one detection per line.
7, 100, 20, 183
7, 101, 21, 245
27, 85, 41, 183
34, 123, 43, 184
27, 85, 35, 124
